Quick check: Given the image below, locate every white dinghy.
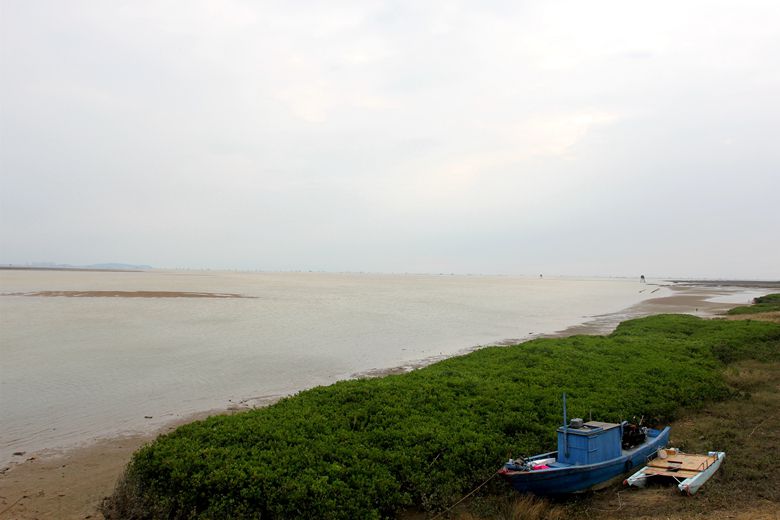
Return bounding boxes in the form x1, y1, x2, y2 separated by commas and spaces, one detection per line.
625, 448, 725, 495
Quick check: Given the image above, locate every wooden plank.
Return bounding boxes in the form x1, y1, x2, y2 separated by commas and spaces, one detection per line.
647, 453, 716, 472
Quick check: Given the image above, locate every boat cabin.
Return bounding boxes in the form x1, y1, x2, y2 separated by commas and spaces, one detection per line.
556, 420, 622, 465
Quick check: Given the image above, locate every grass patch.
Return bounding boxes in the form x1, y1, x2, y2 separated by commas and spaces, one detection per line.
108, 314, 780, 519
727, 293, 780, 315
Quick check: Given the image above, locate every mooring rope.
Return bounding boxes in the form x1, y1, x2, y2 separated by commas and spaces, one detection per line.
430, 471, 499, 520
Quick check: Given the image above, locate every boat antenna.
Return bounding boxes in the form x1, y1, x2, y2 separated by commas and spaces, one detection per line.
563, 393, 569, 458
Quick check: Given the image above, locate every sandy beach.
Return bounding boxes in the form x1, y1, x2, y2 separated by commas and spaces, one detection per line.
0, 282, 774, 520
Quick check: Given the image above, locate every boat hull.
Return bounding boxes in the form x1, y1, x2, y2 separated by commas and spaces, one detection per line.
500, 427, 670, 494
680, 452, 724, 495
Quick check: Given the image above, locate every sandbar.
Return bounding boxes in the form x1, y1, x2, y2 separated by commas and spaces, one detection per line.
3, 290, 255, 299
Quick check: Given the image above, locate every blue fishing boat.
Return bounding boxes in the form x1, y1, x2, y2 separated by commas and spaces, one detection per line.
499, 396, 671, 494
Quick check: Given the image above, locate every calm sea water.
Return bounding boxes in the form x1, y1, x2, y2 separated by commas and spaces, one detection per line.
1, 270, 668, 463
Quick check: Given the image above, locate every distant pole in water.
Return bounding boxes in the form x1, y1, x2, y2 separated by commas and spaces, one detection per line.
640, 274, 646, 283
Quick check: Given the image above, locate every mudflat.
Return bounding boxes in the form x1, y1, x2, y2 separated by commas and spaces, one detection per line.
0, 409, 238, 520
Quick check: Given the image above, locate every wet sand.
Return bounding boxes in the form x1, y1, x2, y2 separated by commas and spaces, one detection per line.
0, 409, 256, 520
0, 435, 147, 520
553, 284, 754, 337
0, 283, 773, 520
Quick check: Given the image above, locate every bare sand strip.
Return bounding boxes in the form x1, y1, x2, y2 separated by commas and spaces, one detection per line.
3, 290, 255, 299
552, 284, 757, 337
0, 283, 772, 520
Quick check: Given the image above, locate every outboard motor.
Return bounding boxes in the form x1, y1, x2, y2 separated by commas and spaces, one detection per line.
621, 422, 646, 449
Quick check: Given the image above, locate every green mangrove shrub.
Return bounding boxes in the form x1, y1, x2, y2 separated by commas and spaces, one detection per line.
114, 314, 780, 519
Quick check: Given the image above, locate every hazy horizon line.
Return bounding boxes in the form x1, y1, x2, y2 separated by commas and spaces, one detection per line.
2, 263, 778, 283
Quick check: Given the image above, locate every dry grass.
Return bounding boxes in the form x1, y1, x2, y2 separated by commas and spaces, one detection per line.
456, 495, 566, 520
721, 311, 780, 324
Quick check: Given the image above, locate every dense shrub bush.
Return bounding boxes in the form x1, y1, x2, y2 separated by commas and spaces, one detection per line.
116, 314, 780, 519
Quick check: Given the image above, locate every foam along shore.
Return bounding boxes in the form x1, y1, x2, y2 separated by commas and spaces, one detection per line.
0, 283, 774, 520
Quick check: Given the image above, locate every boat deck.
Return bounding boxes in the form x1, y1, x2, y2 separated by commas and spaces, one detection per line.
643, 450, 718, 478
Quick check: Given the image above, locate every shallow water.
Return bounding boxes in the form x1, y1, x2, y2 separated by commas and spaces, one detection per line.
1, 270, 668, 462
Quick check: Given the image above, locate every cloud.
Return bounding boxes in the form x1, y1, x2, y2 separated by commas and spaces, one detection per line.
1, 0, 779, 278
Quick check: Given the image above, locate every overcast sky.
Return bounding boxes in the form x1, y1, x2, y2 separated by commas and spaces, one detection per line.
1, 1, 778, 278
